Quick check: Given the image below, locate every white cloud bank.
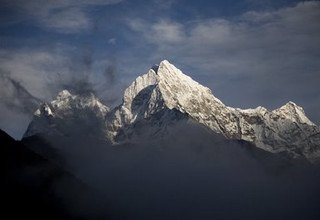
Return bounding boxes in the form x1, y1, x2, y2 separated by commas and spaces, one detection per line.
2, 0, 122, 33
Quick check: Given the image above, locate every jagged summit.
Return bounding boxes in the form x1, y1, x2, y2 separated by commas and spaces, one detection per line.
24, 60, 320, 162
35, 103, 54, 117
277, 101, 315, 126
24, 90, 109, 138
57, 89, 72, 98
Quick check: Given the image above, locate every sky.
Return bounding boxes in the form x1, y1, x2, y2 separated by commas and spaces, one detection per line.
0, 0, 319, 139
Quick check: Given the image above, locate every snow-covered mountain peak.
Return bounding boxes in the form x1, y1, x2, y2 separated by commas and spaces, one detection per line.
24, 90, 110, 138
35, 103, 54, 117
123, 68, 158, 108
24, 60, 320, 162
109, 60, 319, 161
274, 101, 315, 126
156, 60, 224, 110
106, 60, 230, 141
57, 89, 72, 99
48, 90, 109, 115
280, 101, 300, 111
121, 59, 223, 113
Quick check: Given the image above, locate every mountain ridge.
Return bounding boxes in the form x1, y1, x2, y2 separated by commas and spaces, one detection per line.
24, 60, 320, 162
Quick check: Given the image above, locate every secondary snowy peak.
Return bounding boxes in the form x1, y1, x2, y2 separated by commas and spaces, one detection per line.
35, 103, 54, 117
106, 68, 162, 141
274, 101, 315, 126
48, 90, 109, 116
122, 69, 158, 113
24, 90, 109, 138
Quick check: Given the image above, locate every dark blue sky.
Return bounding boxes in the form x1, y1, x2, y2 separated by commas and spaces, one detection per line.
0, 0, 319, 138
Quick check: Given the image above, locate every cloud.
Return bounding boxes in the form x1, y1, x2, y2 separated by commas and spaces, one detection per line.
127, 1, 320, 124
0, 46, 124, 138
41, 7, 91, 33
0, 48, 65, 138
0, 69, 41, 114
0, 43, 110, 95
0, 48, 69, 99
2, 0, 122, 33
0, 68, 42, 139
129, 19, 185, 44
108, 38, 116, 45
31, 117, 320, 219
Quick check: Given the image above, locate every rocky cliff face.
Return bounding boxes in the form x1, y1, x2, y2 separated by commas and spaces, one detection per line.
24, 60, 320, 162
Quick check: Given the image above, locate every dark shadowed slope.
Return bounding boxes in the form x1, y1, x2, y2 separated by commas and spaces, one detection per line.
2, 129, 115, 220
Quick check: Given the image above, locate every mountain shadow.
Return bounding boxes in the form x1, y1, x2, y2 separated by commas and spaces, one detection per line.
3, 129, 116, 220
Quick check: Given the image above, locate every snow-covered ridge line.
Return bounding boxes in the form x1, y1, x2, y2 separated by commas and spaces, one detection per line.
24, 60, 320, 162
24, 90, 109, 138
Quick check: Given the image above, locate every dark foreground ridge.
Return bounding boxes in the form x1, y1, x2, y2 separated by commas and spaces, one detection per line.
2, 129, 114, 220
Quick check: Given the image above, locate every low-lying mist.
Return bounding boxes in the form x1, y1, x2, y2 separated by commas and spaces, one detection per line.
22, 121, 320, 220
